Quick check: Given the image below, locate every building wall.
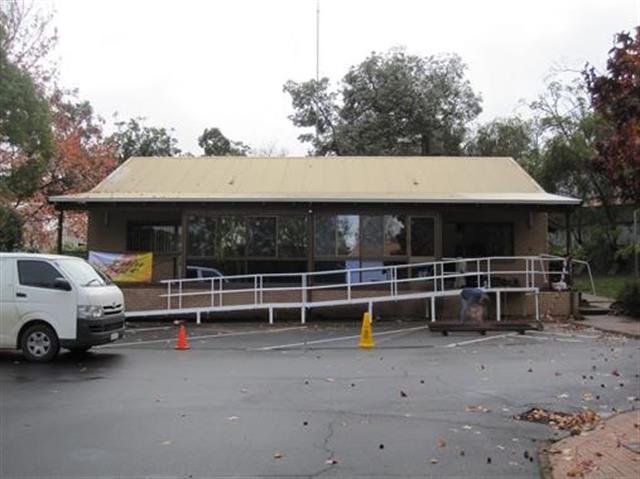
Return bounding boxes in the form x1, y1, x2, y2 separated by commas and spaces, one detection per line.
88, 207, 182, 281
87, 204, 549, 282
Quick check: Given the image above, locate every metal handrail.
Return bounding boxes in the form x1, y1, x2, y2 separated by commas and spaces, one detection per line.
160, 255, 574, 307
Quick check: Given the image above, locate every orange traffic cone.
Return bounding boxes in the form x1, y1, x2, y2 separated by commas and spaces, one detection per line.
175, 323, 190, 350
358, 312, 375, 349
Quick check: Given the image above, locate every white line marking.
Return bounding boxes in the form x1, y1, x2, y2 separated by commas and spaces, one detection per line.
525, 335, 583, 343
125, 326, 172, 333
529, 330, 597, 339
443, 333, 516, 348
99, 326, 308, 348
254, 325, 429, 350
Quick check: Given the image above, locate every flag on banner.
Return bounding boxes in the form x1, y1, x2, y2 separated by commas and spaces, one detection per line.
89, 251, 153, 283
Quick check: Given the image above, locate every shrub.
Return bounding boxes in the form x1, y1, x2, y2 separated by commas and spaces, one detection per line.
0, 205, 23, 251
615, 279, 640, 318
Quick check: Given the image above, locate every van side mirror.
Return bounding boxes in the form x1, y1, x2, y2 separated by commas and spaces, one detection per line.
54, 277, 72, 291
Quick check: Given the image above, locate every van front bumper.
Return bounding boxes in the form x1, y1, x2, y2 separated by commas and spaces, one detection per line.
60, 314, 126, 349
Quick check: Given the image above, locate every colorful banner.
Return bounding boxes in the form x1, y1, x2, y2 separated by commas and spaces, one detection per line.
89, 251, 153, 283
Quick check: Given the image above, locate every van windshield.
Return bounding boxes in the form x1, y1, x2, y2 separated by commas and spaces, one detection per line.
56, 258, 113, 287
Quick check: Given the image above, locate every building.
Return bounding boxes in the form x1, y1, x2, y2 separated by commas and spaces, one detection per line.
50, 156, 580, 318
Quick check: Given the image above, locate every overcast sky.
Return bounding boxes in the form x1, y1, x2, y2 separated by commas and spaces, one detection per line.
50, 0, 638, 156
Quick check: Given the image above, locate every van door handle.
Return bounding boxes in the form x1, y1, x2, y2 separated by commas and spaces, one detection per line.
16, 292, 27, 298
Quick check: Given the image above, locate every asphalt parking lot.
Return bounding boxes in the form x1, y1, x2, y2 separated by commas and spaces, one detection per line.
1, 320, 639, 478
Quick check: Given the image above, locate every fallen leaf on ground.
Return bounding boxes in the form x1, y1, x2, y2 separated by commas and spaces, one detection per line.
227, 416, 239, 421
514, 408, 600, 432
437, 439, 446, 448
465, 405, 490, 413
430, 458, 438, 464
400, 390, 408, 398
325, 378, 335, 383
325, 457, 339, 465
273, 452, 284, 459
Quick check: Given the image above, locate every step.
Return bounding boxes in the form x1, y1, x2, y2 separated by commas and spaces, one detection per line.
579, 306, 611, 316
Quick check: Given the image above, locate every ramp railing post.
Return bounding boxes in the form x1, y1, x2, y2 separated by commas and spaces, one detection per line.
368, 302, 373, 319
534, 290, 540, 322
430, 296, 436, 322
167, 282, 172, 310
476, 259, 481, 287
496, 290, 501, 322
211, 278, 215, 307
269, 307, 274, 325
254, 276, 258, 306
179, 281, 183, 309
347, 272, 352, 301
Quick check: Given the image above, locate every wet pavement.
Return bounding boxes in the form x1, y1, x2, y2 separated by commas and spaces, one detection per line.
1, 320, 639, 478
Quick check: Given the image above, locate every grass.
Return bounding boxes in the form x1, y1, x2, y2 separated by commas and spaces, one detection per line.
573, 274, 636, 299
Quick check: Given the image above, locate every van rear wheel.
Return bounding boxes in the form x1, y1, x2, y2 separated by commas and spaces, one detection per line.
21, 324, 59, 362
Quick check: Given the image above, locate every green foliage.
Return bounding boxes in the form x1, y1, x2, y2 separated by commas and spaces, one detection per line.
0, 47, 52, 200
284, 49, 482, 156
110, 117, 181, 162
615, 279, 640, 317
0, 204, 22, 251
465, 117, 540, 170
198, 127, 249, 156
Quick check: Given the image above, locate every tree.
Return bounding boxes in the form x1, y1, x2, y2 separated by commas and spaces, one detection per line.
0, 46, 52, 203
464, 117, 540, 172
0, 0, 58, 87
198, 127, 249, 156
284, 49, 482, 156
0, 204, 22, 251
585, 27, 640, 202
110, 117, 181, 162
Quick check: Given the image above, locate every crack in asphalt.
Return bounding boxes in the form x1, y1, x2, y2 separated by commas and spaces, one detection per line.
310, 418, 338, 478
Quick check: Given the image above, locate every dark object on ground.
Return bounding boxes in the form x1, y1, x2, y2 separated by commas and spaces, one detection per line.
460, 287, 490, 323
514, 407, 600, 432
428, 321, 542, 336
615, 279, 640, 318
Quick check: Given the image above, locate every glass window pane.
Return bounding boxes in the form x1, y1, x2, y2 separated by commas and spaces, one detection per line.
278, 216, 307, 258
187, 216, 216, 256
361, 216, 383, 257
337, 215, 359, 256
247, 217, 276, 257
219, 216, 246, 258
314, 215, 336, 256
411, 217, 435, 256
384, 215, 407, 256
18, 260, 62, 289
129, 224, 180, 253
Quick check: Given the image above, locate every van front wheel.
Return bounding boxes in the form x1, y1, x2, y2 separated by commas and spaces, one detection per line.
21, 324, 60, 362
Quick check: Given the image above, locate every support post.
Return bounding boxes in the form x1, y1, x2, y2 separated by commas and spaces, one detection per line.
534, 291, 540, 322
565, 209, 572, 256
196, 311, 201, 325
368, 302, 373, 319
269, 308, 274, 325
56, 210, 64, 254
301, 307, 306, 324
430, 296, 436, 322
496, 291, 501, 322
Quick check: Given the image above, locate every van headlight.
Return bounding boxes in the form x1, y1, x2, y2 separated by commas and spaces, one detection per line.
77, 305, 103, 319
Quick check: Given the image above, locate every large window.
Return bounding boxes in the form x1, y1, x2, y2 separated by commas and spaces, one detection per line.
186, 215, 308, 277
278, 216, 307, 257
444, 223, 514, 257
384, 215, 407, 256
247, 217, 276, 257
361, 216, 383, 257
128, 223, 180, 253
410, 217, 435, 256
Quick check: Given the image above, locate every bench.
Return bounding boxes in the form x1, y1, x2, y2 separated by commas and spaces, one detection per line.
428, 321, 543, 336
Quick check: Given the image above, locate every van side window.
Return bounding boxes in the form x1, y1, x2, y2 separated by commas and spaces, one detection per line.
17, 260, 63, 289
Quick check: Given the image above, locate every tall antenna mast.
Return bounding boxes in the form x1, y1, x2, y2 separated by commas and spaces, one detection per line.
316, 0, 320, 82
314, 0, 321, 146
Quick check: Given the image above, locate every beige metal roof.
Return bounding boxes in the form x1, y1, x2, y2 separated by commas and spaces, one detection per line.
50, 156, 580, 206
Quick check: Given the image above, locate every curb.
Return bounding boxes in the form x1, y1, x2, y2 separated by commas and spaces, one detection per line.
537, 440, 555, 479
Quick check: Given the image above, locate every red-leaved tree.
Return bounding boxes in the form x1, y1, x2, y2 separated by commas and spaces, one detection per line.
586, 27, 640, 202
20, 90, 117, 250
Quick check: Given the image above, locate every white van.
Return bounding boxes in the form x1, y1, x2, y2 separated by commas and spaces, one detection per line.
0, 253, 125, 362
